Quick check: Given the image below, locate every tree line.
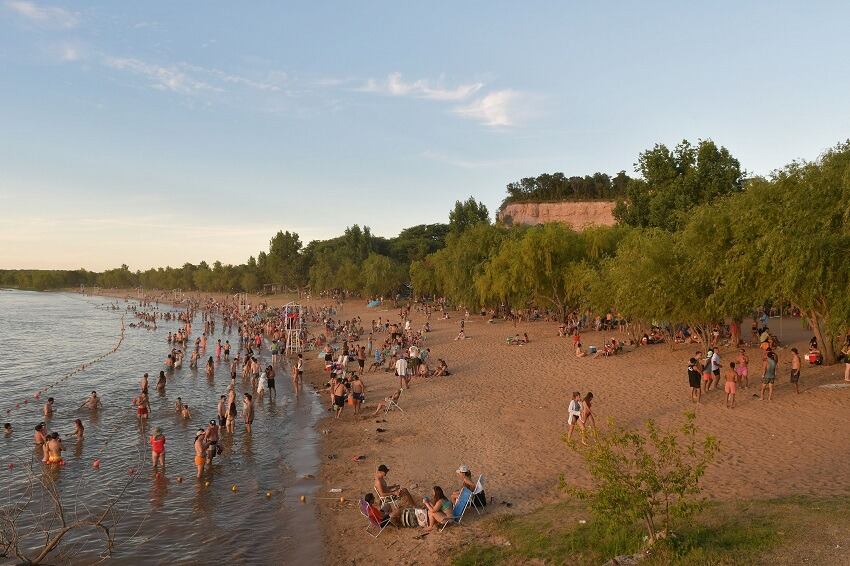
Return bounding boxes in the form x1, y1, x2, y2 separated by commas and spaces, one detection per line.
5, 138, 848, 361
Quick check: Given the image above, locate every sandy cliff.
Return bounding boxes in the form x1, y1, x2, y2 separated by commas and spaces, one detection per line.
498, 200, 616, 229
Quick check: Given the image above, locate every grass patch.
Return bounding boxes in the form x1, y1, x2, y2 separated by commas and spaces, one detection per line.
453, 497, 850, 566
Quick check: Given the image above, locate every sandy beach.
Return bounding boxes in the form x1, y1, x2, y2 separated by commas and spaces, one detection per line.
290, 297, 850, 565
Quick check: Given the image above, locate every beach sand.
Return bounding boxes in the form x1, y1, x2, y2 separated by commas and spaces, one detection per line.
304, 302, 850, 566
93, 290, 850, 565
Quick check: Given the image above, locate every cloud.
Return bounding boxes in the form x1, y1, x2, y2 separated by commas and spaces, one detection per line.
421, 150, 530, 169
360, 72, 482, 101
454, 90, 526, 127
103, 57, 221, 94
4, 0, 79, 28
58, 43, 80, 61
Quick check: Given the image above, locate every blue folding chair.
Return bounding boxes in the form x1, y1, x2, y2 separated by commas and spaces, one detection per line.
439, 487, 473, 531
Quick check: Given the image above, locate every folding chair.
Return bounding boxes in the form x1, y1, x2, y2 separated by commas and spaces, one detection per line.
384, 389, 404, 414
375, 487, 399, 509
440, 487, 473, 531
360, 498, 392, 538
470, 475, 486, 515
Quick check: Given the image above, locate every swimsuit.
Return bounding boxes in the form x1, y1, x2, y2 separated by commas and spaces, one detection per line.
194, 454, 205, 466
150, 436, 165, 454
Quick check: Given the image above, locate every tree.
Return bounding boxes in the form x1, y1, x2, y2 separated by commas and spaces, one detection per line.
267, 231, 306, 290
430, 223, 507, 308
449, 197, 490, 233
564, 412, 718, 545
613, 139, 743, 231
362, 253, 405, 297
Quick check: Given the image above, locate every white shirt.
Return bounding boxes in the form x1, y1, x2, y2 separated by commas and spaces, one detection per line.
408, 345, 420, 359
395, 358, 408, 376
568, 400, 582, 419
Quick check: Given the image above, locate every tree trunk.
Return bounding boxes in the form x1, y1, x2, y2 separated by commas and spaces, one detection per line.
809, 310, 837, 365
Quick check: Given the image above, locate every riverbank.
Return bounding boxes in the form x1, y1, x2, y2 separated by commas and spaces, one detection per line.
91, 289, 850, 565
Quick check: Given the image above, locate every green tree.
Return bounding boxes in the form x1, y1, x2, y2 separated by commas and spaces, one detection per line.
449, 197, 490, 234
614, 139, 743, 231
267, 231, 306, 289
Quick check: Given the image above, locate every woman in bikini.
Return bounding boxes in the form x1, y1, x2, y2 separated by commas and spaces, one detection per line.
206, 357, 214, 378
423, 486, 453, 531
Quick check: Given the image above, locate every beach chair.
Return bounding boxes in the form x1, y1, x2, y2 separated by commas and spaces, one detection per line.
384, 389, 404, 415
470, 475, 486, 515
440, 487, 473, 531
360, 498, 392, 538
374, 487, 399, 509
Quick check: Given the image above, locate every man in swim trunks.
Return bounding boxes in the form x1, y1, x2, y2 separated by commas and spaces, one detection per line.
217, 395, 227, 426
350, 373, 366, 416
760, 350, 778, 401
790, 347, 801, 394
193, 429, 207, 479
724, 362, 738, 408
332, 377, 347, 419
266, 365, 276, 399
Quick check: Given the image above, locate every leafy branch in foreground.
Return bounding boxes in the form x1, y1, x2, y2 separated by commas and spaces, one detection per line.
562, 412, 718, 546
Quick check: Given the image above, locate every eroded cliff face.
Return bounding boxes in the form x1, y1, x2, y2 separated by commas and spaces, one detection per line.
497, 201, 616, 229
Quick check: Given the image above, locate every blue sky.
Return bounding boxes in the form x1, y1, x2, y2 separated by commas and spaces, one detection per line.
1, 1, 848, 270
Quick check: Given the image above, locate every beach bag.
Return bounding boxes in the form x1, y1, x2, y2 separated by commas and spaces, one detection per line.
401, 507, 419, 528
414, 508, 428, 528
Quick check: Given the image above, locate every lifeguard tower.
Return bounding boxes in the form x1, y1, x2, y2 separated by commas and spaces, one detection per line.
283, 302, 303, 354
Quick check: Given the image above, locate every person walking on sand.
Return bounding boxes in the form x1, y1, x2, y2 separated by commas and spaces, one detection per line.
332, 377, 347, 419
395, 355, 409, 390
736, 349, 749, 389
579, 392, 596, 445
710, 349, 722, 391
150, 427, 166, 469
687, 358, 702, 404
567, 391, 582, 441
761, 350, 778, 401
724, 362, 738, 408
790, 347, 801, 394
350, 373, 365, 416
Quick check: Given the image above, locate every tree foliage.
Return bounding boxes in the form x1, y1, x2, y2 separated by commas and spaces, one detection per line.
563, 412, 718, 544
613, 139, 743, 231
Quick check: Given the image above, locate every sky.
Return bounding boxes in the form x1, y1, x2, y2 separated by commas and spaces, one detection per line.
1, 1, 848, 270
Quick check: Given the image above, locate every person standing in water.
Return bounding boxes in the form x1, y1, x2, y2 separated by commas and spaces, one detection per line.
150, 427, 166, 470
193, 429, 207, 479
243, 393, 254, 433
156, 371, 166, 393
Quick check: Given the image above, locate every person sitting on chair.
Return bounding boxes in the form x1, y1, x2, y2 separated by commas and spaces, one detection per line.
370, 390, 402, 416
450, 464, 486, 508
363, 492, 402, 527
374, 464, 416, 507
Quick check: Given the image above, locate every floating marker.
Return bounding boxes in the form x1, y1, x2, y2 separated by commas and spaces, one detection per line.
300, 495, 306, 502
92, 459, 100, 469
266, 491, 272, 498
231, 484, 238, 492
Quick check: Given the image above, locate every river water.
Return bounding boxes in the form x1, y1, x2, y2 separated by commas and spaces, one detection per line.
0, 290, 324, 565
